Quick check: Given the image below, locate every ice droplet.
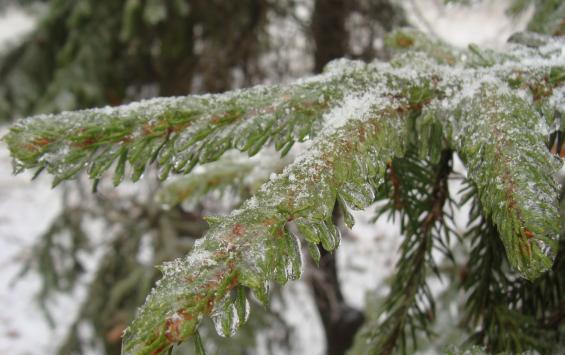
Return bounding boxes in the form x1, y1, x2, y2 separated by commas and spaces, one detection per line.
211, 296, 239, 338
235, 287, 250, 324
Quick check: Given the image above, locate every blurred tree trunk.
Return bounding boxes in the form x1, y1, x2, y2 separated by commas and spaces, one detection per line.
311, 0, 350, 73
309, 205, 365, 355
190, 0, 268, 93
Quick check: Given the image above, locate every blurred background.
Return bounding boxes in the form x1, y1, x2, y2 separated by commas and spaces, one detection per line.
0, 0, 550, 354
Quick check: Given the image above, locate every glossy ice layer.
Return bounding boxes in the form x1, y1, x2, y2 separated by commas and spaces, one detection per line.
3, 29, 564, 354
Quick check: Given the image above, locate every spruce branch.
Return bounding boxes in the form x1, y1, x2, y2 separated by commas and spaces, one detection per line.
521, 0, 565, 36
3, 30, 565, 353
435, 83, 562, 280
120, 89, 411, 354
155, 158, 255, 211
460, 183, 550, 353
350, 149, 453, 355
3, 60, 381, 187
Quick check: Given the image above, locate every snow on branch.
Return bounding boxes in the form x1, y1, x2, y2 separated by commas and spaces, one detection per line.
3, 29, 565, 354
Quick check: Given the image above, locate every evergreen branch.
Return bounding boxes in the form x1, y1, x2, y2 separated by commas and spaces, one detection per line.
461, 183, 550, 353
350, 150, 453, 355
524, 0, 565, 36
155, 149, 291, 211
384, 29, 464, 66
3, 30, 565, 353
441, 82, 561, 280
0, 0, 124, 120
122, 91, 411, 354
3, 61, 379, 186
155, 158, 255, 211
512, 236, 565, 338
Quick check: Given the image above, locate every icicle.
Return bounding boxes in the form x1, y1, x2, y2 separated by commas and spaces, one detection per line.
235, 287, 250, 324
338, 195, 355, 229
317, 220, 340, 252
158, 163, 172, 181
193, 330, 207, 355
274, 254, 289, 285
131, 165, 145, 182
252, 280, 270, 306
307, 242, 321, 266
113, 148, 128, 186
338, 180, 375, 210
284, 232, 303, 280
211, 295, 239, 338
296, 220, 321, 244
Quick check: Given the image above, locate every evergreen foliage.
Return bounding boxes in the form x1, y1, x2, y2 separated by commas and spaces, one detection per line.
507, 0, 565, 36
4, 25, 565, 354
350, 150, 455, 354
0, 0, 273, 120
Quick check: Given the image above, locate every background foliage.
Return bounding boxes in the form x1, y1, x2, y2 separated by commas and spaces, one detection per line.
1, 1, 565, 355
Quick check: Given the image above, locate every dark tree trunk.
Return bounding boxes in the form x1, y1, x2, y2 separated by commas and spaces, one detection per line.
311, 0, 350, 73
310, 245, 365, 355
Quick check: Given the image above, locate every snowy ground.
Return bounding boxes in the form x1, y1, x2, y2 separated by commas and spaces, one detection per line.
0, 125, 71, 354
0, 1, 531, 354
0, 126, 112, 354
0, 10, 81, 351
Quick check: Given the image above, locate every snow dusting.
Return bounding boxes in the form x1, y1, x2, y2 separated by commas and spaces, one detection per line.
0, 1, 559, 354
